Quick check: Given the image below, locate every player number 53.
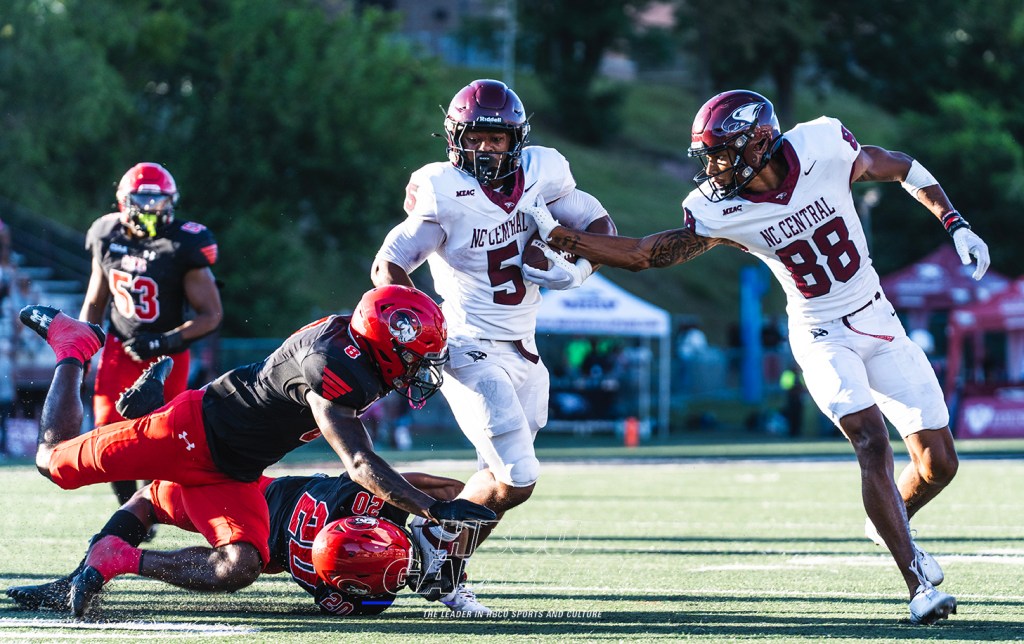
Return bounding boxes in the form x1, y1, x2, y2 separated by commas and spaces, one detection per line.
109, 268, 161, 322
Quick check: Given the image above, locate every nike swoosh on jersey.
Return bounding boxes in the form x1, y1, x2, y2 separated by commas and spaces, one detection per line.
803, 161, 817, 176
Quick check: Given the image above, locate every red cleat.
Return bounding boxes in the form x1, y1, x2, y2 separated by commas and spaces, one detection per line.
20, 305, 105, 365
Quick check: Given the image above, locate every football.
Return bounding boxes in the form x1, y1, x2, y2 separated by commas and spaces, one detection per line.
521, 233, 577, 270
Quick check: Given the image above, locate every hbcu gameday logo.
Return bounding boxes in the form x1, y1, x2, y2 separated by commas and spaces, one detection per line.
387, 309, 422, 344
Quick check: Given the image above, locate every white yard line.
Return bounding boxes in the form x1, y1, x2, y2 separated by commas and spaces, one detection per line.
0, 618, 258, 635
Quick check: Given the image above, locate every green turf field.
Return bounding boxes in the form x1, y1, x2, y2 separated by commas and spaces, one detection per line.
1, 453, 1023, 642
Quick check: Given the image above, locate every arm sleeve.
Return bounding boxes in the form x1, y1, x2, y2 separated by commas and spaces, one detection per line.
548, 188, 609, 231
374, 218, 445, 274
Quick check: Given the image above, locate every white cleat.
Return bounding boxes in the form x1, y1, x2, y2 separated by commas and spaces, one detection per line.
909, 583, 957, 625
864, 518, 943, 586
440, 583, 491, 616
408, 517, 456, 601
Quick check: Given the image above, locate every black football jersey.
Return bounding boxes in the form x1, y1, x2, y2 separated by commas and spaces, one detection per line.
202, 316, 386, 481
85, 214, 218, 339
264, 473, 409, 599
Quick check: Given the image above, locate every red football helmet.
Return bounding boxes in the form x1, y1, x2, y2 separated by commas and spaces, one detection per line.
115, 162, 179, 237
312, 516, 413, 596
444, 79, 530, 183
350, 285, 448, 407
687, 90, 783, 202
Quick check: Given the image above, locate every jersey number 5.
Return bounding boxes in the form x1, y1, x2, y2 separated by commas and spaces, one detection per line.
486, 240, 528, 305
109, 269, 160, 322
776, 218, 861, 298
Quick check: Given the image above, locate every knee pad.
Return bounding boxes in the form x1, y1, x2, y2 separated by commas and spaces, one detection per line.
487, 429, 540, 487
509, 455, 540, 487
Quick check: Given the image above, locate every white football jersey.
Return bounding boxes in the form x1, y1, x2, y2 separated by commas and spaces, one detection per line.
378, 146, 598, 340
683, 117, 881, 324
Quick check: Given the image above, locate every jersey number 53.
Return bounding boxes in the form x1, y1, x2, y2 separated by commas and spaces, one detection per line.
109, 269, 161, 322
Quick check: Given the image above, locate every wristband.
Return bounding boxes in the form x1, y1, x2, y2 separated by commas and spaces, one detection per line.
941, 210, 971, 237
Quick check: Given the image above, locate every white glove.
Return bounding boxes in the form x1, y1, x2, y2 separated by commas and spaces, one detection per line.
952, 228, 990, 280
522, 245, 594, 290
520, 198, 561, 241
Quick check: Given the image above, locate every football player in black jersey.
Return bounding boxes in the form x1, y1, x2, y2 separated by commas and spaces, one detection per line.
80, 162, 223, 506
16, 285, 495, 617
7, 470, 466, 616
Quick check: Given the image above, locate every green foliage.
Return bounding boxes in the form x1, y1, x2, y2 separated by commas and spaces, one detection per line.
0, 0, 134, 220
0, 0, 446, 335
518, 0, 646, 144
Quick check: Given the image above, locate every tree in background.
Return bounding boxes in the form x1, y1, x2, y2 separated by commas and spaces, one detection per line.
671, 0, 1024, 275
518, 0, 651, 145
674, 0, 820, 125
0, 0, 444, 335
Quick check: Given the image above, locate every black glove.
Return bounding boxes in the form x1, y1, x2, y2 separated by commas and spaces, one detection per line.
123, 330, 184, 362
427, 499, 497, 524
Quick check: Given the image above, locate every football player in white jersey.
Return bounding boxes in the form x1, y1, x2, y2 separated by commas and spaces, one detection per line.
371, 79, 617, 613
524, 90, 991, 625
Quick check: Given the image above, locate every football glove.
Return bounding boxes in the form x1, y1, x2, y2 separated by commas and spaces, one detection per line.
952, 228, 990, 280
522, 245, 594, 290
427, 499, 497, 525
520, 197, 561, 242
123, 330, 184, 362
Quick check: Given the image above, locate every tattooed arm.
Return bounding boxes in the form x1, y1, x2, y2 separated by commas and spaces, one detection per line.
547, 225, 737, 272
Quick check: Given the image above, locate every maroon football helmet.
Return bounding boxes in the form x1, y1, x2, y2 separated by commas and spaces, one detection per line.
350, 285, 448, 407
116, 162, 179, 237
444, 79, 530, 183
312, 516, 413, 597
688, 90, 782, 202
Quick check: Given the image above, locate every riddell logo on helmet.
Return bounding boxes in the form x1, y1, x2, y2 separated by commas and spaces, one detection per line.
387, 310, 422, 343
476, 115, 503, 123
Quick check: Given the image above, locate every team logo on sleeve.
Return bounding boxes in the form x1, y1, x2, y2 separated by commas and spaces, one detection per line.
387, 310, 421, 343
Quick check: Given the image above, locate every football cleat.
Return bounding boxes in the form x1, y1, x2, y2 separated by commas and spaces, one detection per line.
6, 578, 72, 611
19, 305, 105, 365
115, 356, 174, 419
407, 516, 460, 601
909, 583, 957, 625
69, 567, 105, 618
865, 519, 943, 586
440, 582, 491, 616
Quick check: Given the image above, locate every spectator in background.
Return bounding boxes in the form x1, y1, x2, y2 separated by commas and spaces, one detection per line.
0, 337, 11, 457
0, 218, 11, 268
779, 363, 806, 438
675, 321, 708, 394
80, 162, 223, 507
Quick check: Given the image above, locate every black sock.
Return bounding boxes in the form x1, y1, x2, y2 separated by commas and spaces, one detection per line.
98, 509, 150, 548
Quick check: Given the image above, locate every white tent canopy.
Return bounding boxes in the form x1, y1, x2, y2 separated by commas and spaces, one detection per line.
535, 273, 672, 436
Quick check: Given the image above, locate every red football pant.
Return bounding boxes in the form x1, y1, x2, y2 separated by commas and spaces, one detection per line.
49, 390, 273, 565
93, 334, 190, 425
148, 476, 274, 566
